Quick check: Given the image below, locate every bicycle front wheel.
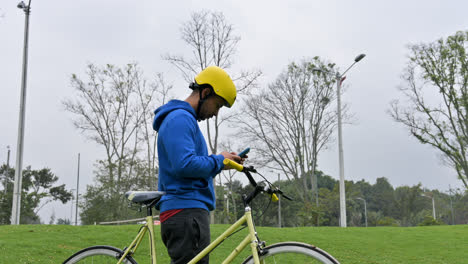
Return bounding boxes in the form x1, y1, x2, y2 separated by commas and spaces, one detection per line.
63, 245, 137, 264
242, 242, 339, 264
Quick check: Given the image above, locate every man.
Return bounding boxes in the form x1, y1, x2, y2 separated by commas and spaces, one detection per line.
153, 66, 243, 264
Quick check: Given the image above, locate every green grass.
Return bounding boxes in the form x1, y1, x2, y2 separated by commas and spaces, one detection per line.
0, 224, 467, 263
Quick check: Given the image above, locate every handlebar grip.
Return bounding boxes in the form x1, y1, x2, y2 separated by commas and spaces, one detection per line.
223, 159, 244, 172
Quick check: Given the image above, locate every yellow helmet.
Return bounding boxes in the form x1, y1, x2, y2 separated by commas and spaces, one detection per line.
194, 66, 237, 108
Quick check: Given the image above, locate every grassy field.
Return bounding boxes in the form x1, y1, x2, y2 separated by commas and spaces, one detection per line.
0, 224, 467, 263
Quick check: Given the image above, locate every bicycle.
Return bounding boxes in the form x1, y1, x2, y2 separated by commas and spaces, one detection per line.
63, 159, 340, 264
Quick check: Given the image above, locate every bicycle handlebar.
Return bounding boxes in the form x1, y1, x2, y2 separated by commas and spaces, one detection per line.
223, 158, 293, 202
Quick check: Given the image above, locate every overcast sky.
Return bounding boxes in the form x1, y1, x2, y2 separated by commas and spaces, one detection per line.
1, 0, 467, 224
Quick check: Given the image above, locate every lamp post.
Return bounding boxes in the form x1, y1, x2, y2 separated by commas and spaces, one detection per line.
312, 54, 366, 227
75, 153, 80, 226
448, 185, 455, 225
277, 173, 281, 228
421, 193, 436, 219
336, 54, 366, 227
11, 0, 32, 225
356, 197, 367, 227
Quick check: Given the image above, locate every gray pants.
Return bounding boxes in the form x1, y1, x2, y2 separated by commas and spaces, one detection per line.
161, 208, 210, 264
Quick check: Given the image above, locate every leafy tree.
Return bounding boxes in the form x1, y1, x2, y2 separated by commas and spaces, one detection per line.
377, 216, 399, 227
196, 166, 468, 227
317, 185, 340, 226
368, 177, 396, 217
317, 170, 338, 191
79, 158, 156, 224
418, 215, 445, 226
451, 188, 468, 224
391, 31, 468, 189
354, 179, 372, 199
393, 184, 424, 226
366, 211, 384, 227
0, 165, 72, 224
57, 218, 71, 225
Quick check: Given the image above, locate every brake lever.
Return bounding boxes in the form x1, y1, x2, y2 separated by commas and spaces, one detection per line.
243, 166, 257, 173
281, 193, 293, 201
276, 189, 293, 201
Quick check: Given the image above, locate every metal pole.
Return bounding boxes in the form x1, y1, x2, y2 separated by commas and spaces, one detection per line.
318, 54, 365, 228
4, 146, 10, 195
431, 196, 436, 220
75, 153, 80, 226
337, 72, 346, 228
70, 194, 74, 221
226, 192, 229, 215
356, 197, 367, 227
11, 1, 31, 225
278, 173, 281, 228
363, 199, 367, 227
449, 185, 455, 225
6, 146, 10, 169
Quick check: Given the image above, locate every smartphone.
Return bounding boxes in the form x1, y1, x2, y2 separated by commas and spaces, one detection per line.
238, 147, 250, 158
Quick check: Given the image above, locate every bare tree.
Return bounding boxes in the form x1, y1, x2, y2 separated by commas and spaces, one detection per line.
63, 64, 172, 213
164, 10, 261, 223
136, 73, 174, 189
164, 10, 261, 152
234, 57, 341, 205
390, 31, 468, 189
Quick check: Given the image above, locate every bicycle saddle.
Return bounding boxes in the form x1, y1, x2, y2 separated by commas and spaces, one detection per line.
125, 191, 165, 205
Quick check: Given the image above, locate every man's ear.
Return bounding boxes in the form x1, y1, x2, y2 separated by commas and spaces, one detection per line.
201, 87, 212, 99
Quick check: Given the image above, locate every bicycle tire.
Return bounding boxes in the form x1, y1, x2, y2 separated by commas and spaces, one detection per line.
62, 245, 138, 264
242, 242, 339, 264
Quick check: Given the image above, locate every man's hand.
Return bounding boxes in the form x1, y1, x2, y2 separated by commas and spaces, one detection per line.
220, 151, 246, 170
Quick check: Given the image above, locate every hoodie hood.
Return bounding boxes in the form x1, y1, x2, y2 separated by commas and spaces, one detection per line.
153, 100, 196, 132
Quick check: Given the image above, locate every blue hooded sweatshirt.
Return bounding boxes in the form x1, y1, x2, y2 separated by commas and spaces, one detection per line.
153, 100, 225, 213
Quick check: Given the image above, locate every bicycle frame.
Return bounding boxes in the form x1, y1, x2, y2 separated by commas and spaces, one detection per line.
188, 206, 260, 264
118, 214, 157, 264
117, 162, 275, 264
117, 206, 261, 264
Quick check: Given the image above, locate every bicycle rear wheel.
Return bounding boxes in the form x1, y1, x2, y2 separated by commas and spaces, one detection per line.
242, 242, 339, 264
62, 245, 137, 264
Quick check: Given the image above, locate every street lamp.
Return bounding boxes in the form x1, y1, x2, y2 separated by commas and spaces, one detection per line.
312, 54, 366, 227
336, 54, 366, 227
356, 197, 368, 227
421, 193, 436, 219
75, 153, 80, 226
448, 185, 455, 225
11, 0, 32, 225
